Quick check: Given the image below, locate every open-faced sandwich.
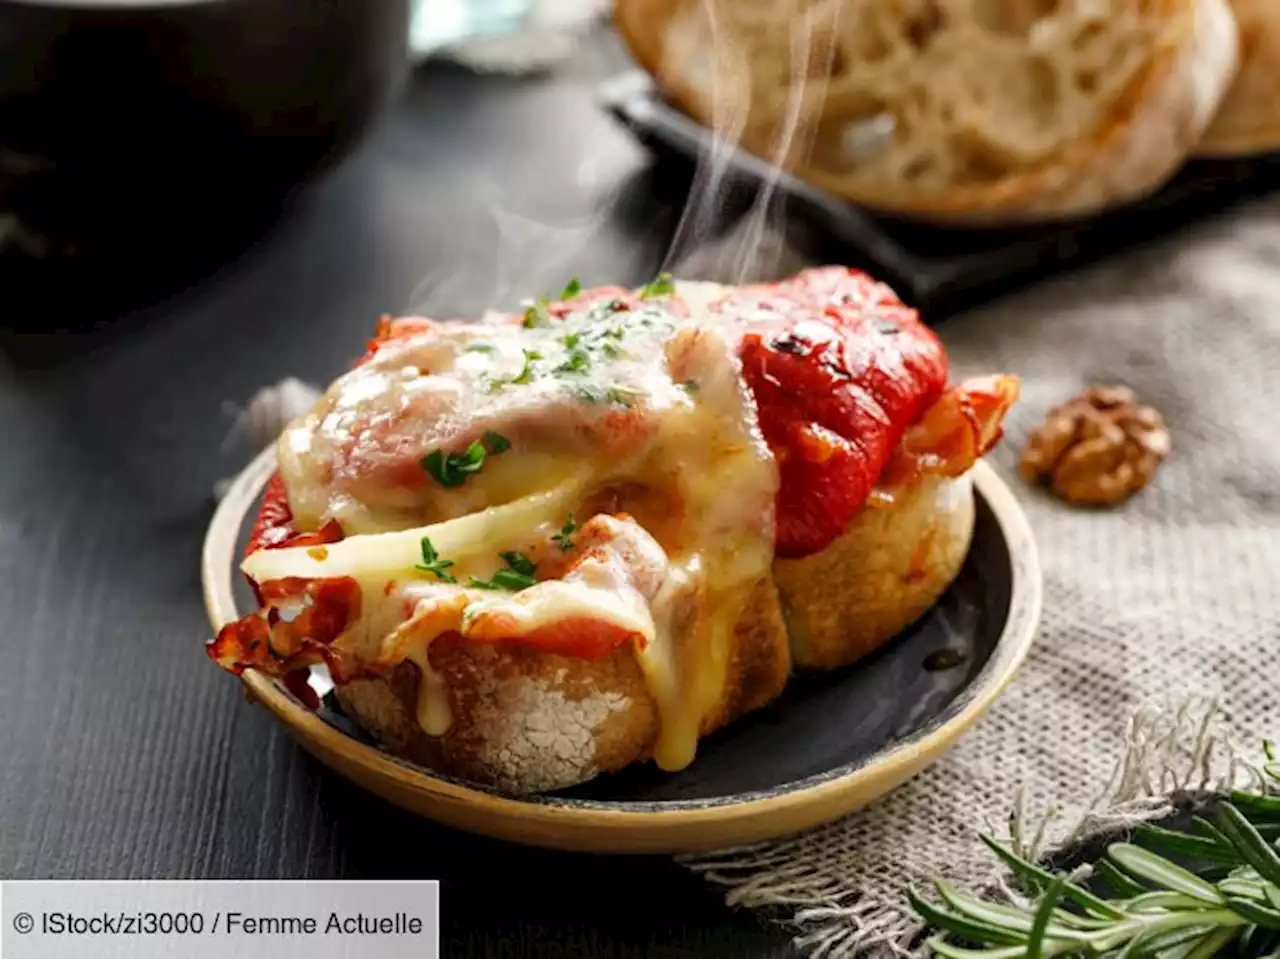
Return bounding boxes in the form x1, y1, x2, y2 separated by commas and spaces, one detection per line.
207, 267, 1019, 794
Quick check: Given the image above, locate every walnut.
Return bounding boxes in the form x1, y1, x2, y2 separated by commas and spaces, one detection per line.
1018, 386, 1170, 506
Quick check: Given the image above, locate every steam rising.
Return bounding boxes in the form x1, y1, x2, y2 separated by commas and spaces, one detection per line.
661, 0, 845, 285
400, 0, 852, 319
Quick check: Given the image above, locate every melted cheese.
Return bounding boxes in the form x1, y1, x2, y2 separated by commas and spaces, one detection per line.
249, 281, 779, 774
242, 480, 587, 588
406, 645, 451, 736
462, 580, 656, 642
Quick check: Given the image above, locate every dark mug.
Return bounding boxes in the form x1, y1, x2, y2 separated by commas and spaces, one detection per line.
0, 0, 410, 282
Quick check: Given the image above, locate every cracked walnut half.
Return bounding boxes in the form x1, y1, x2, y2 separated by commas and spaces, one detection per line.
1019, 386, 1171, 506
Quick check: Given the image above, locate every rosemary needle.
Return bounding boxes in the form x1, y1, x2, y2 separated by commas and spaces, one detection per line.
910, 749, 1280, 958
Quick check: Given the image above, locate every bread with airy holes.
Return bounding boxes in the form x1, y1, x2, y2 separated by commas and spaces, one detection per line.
334, 573, 791, 794
616, 0, 1239, 224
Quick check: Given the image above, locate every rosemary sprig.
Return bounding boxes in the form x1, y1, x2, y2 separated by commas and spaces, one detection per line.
910, 756, 1280, 958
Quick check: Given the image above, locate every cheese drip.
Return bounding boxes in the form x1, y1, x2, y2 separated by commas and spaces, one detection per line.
250, 282, 780, 773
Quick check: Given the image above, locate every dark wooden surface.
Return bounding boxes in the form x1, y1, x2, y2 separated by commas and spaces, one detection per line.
0, 28, 796, 958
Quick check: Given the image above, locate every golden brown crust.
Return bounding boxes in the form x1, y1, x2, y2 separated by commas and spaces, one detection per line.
334, 475, 975, 789
615, 0, 1239, 224
1197, 0, 1280, 155
334, 574, 790, 794
335, 639, 655, 794
774, 473, 975, 672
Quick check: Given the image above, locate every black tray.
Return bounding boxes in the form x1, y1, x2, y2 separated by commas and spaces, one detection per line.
600, 70, 1280, 320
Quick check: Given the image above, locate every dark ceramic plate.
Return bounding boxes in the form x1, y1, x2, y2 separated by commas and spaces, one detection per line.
203, 448, 1041, 854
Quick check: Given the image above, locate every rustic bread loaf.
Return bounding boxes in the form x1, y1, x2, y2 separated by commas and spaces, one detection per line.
616, 0, 1240, 224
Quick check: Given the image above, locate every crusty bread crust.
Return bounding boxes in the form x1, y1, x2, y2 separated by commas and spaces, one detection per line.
615, 0, 1239, 224
1197, 0, 1280, 155
334, 574, 790, 794
774, 473, 975, 673
335, 474, 976, 790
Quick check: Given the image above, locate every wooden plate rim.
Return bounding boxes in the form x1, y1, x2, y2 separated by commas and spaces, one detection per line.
202, 445, 1041, 845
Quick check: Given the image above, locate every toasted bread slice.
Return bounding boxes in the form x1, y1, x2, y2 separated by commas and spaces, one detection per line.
334, 573, 790, 794
1197, 0, 1280, 155
776, 472, 974, 672
616, 0, 1239, 224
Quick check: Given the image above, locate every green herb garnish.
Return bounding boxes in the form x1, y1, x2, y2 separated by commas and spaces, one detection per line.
523, 298, 551, 329
606, 385, 644, 406
560, 277, 582, 299
468, 551, 538, 591
552, 514, 576, 551
414, 536, 457, 583
421, 432, 510, 487
909, 748, 1280, 959
554, 349, 591, 375
639, 272, 675, 298
464, 342, 497, 353
482, 430, 511, 453
512, 348, 542, 384
421, 443, 483, 488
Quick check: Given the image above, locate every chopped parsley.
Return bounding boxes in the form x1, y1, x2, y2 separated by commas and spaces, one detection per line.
554, 348, 591, 375
639, 272, 675, 298
552, 514, 576, 551
468, 551, 538, 591
606, 385, 644, 406
522, 299, 551, 329
511, 348, 542, 384
464, 342, 497, 353
482, 430, 511, 453
421, 431, 511, 487
414, 536, 457, 583
679, 379, 699, 395
523, 278, 581, 326
569, 383, 645, 406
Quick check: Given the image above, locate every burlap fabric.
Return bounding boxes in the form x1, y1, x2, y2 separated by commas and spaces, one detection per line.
668, 198, 1280, 956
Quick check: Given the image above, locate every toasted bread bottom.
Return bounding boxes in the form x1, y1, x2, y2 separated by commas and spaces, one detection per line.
333, 475, 973, 792
774, 473, 975, 672
334, 573, 790, 794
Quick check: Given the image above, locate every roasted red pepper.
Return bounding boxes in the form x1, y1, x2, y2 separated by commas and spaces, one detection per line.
723, 267, 949, 557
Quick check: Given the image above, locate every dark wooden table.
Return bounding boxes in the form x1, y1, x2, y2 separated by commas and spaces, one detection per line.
0, 28, 796, 958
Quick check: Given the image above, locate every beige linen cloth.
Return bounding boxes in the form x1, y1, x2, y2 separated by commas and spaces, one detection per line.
664, 198, 1280, 956
222, 195, 1280, 958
